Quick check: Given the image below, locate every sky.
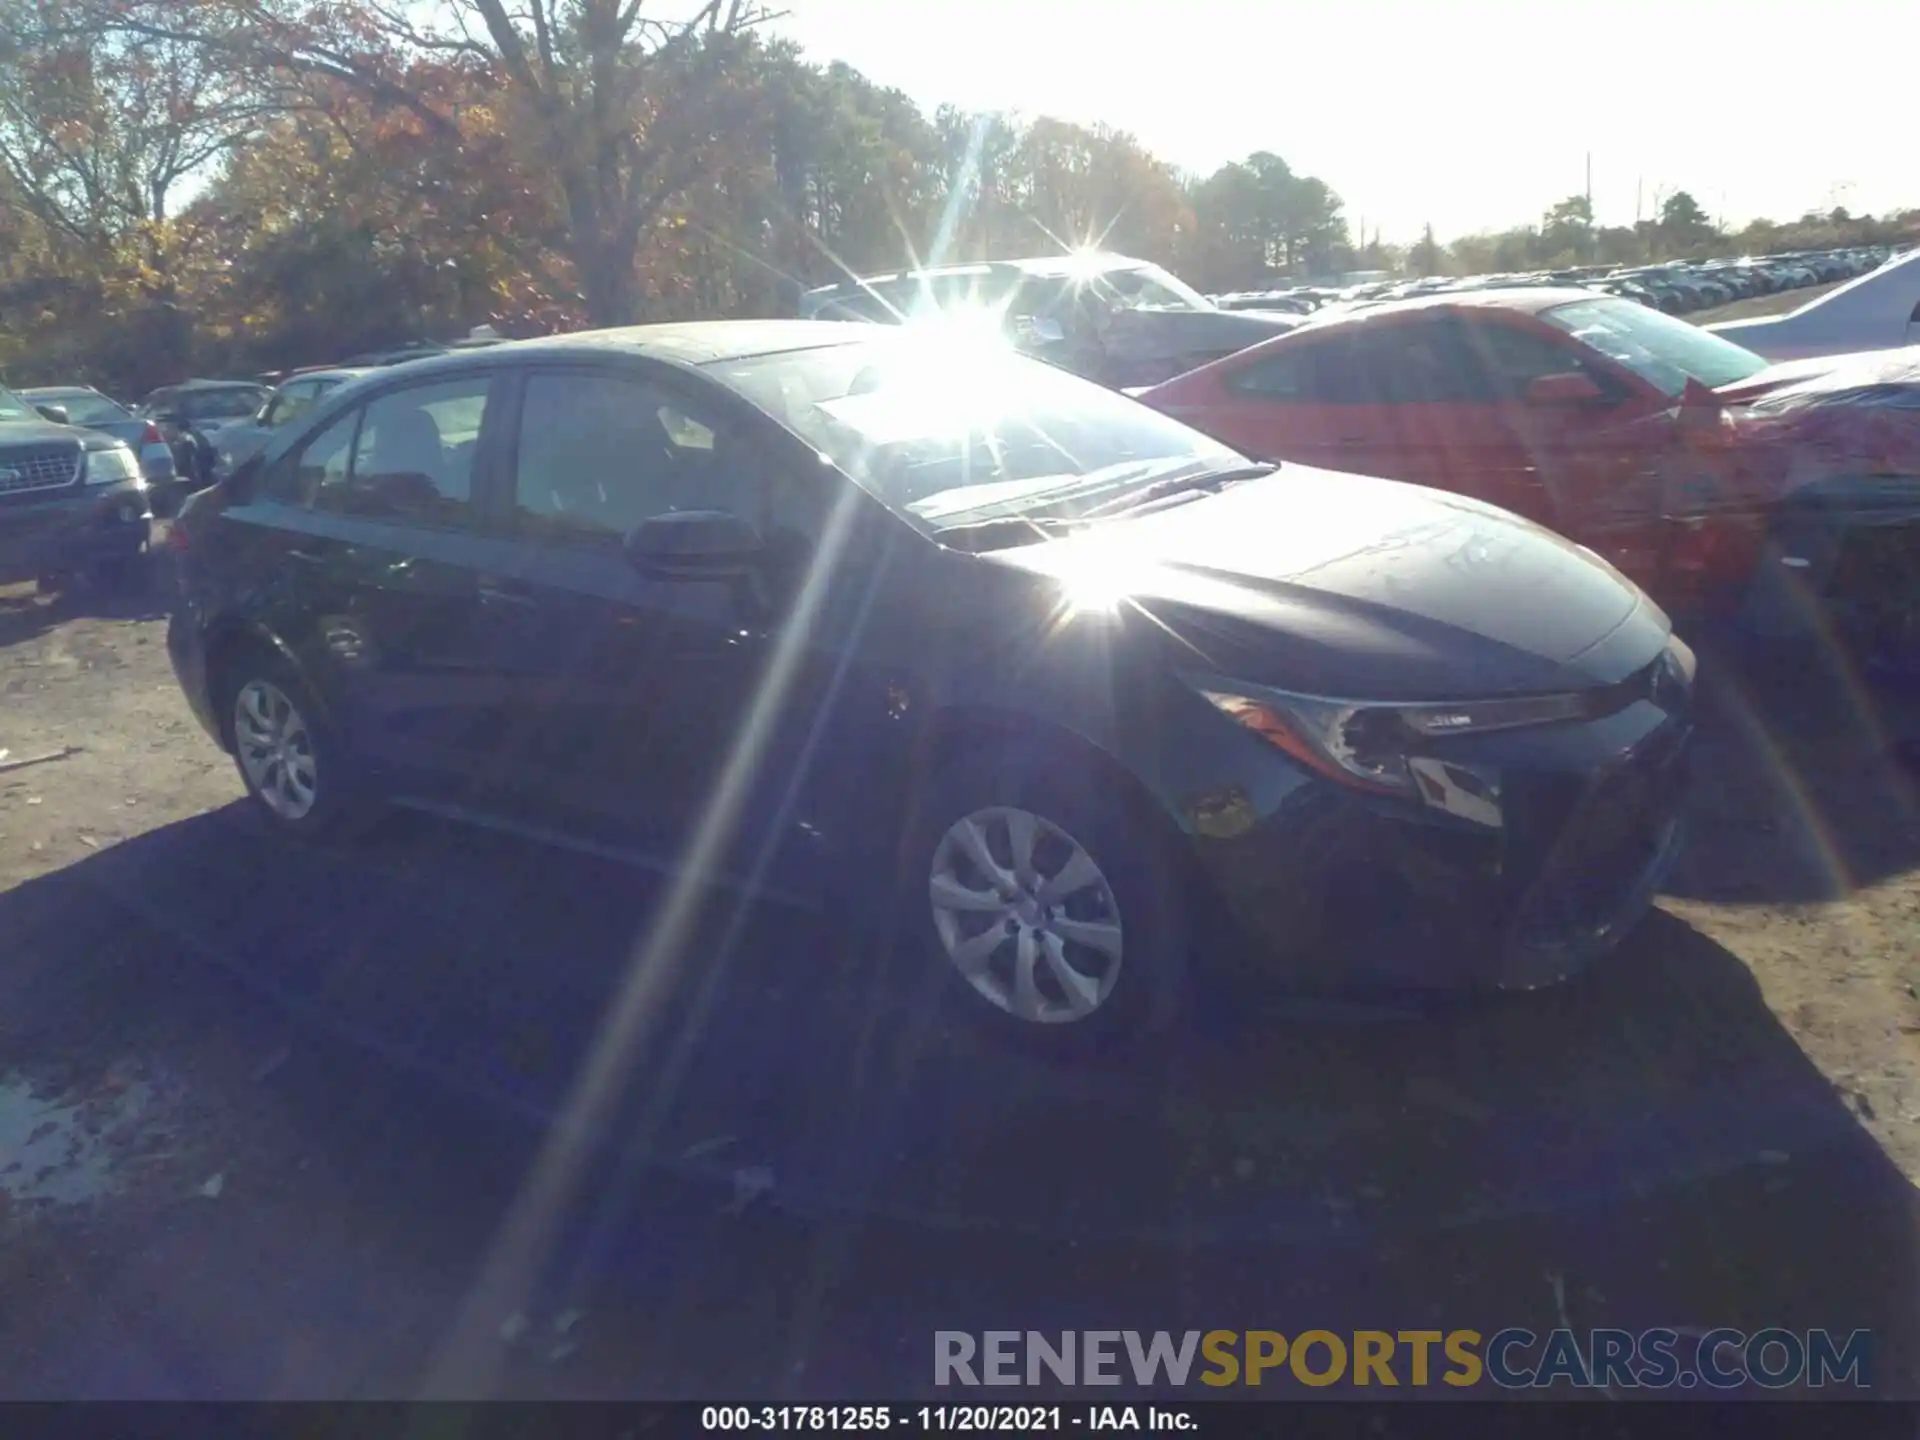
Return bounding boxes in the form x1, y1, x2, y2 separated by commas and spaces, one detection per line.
766, 0, 1912, 245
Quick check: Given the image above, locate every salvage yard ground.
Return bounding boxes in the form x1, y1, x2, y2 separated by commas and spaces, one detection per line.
2, 556, 1919, 1397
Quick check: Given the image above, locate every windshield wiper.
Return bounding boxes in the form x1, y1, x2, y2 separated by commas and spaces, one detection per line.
934, 514, 1084, 552
1079, 463, 1279, 519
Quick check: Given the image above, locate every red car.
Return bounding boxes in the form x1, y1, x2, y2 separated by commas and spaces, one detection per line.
1140, 290, 1920, 652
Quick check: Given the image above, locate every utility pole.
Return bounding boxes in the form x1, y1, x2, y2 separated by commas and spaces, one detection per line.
1584, 152, 1593, 262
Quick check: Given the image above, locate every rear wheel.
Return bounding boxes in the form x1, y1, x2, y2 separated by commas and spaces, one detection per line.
220, 651, 377, 841
90, 547, 149, 593
888, 748, 1189, 1051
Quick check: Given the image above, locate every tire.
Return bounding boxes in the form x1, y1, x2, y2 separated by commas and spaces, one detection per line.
882, 745, 1189, 1052
219, 649, 378, 842
90, 549, 148, 593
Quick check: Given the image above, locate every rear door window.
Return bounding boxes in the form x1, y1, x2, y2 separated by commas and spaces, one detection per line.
264, 408, 358, 505
324, 377, 493, 526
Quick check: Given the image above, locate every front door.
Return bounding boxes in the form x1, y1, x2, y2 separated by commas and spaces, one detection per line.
468, 365, 828, 870
1449, 316, 1677, 584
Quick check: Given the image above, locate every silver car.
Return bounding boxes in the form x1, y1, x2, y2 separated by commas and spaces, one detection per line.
208, 368, 374, 482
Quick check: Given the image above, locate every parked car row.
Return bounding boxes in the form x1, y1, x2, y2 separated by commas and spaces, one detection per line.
1214, 245, 1902, 319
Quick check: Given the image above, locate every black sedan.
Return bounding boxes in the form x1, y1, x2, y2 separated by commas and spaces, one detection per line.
165, 321, 1695, 1043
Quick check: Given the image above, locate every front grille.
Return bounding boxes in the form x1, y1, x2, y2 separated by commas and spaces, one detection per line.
1514, 724, 1689, 940
0, 444, 82, 494
1580, 655, 1661, 719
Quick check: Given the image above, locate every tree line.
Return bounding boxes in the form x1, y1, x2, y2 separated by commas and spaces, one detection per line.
3, 0, 1916, 396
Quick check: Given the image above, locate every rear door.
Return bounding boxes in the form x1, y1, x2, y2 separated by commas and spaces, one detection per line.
1161, 336, 1349, 468
234, 370, 520, 796
1299, 314, 1496, 496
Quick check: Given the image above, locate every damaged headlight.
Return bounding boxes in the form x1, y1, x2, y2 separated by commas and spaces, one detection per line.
1191, 677, 1610, 827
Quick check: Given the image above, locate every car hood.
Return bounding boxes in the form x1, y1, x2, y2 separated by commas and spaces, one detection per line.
1720, 345, 1920, 487
0, 417, 92, 445
984, 467, 1665, 700
1712, 347, 1917, 404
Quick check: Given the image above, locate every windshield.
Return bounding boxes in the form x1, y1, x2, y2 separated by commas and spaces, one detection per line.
189, 388, 269, 418
713, 337, 1244, 533
29, 392, 130, 426
1089, 263, 1211, 312
1540, 296, 1769, 395
0, 385, 36, 423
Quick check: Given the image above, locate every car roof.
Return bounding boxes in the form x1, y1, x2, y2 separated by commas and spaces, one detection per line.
17, 385, 105, 397
158, 379, 270, 394
800, 252, 1147, 299
287, 367, 373, 384
364, 320, 878, 377
1281, 286, 1602, 336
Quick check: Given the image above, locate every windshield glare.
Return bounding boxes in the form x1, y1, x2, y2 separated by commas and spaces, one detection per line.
1541, 296, 1769, 395
715, 338, 1244, 532
31, 392, 130, 425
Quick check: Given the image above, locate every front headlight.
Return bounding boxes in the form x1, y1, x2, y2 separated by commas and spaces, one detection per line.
1191, 677, 1591, 805
1197, 688, 1419, 794
83, 443, 142, 486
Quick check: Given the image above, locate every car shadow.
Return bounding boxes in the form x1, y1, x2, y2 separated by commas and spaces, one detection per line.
0, 804, 1915, 1397
1663, 633, 1920, 905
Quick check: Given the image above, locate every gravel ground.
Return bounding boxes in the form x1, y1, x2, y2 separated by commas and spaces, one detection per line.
1, 560, 1918, 1399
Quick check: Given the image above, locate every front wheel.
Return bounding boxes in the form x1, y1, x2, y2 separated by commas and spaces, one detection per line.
890, 750, 1189, 1050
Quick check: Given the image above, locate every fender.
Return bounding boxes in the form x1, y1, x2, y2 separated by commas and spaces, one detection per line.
199, 617, 340, 749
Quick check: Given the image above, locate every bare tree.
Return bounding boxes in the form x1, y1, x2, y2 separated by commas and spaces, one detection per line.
0, 0, 279, 252
86, 0, 771, 323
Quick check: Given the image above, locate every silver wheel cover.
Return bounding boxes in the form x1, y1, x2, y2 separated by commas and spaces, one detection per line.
234, 679, 319, 821
928, 805, 1123, 1025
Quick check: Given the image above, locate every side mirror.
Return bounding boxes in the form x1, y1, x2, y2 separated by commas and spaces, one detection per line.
1012, 315, 1067, 347
35, 404, 70, 425
624, 510, 762, 576
224, 452, 265, 502
1523, 372, 1606, 406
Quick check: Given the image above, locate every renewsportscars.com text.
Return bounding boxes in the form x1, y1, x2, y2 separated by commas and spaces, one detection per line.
934, 1328, 1871, 1390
